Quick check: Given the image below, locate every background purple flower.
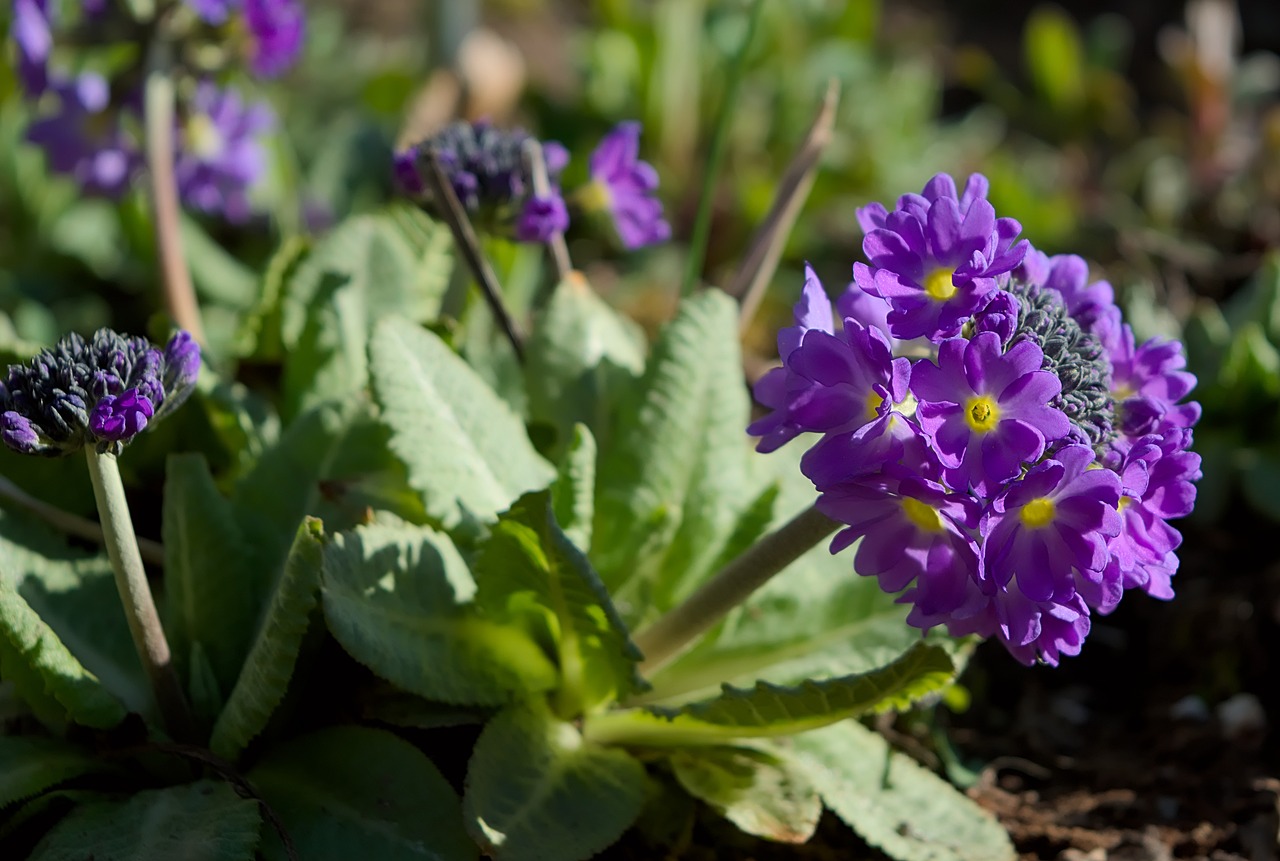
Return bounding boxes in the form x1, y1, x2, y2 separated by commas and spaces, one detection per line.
912, 332, 1071, 495
587, 121, 670, 249
515, 193, 569, 242
174, 82, 274, 222
185, 0, 236, 23
1017, 250, 1115, 330
243, 0, 305, 78
25, 74, 140, 197
13, 0, 52, 96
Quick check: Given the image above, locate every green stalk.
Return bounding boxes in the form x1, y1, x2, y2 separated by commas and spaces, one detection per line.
680, 0, 767, 297
85, 448, 193, 740
144, 40, 206, 346
631, 504, 838, 677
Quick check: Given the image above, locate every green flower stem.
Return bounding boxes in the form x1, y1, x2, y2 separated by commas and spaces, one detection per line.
85, 448, 193, 740
0, 475, 165, 566
144, 40, 206, 347
631, 504, 838, 677
680, 0, 767, 297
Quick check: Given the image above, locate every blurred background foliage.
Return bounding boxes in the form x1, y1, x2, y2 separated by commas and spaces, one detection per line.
1, 0, 1280, 521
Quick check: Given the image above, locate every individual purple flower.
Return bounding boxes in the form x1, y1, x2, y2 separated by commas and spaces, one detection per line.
243, 0, 305, 78
835, 279, 895, 347
981, 445, 1122, 611
1096, 312, 1201, 437
971, 290, 1019, 345
748, 267, 910, 454
819, 469, 987, 624
853, 173, 1029, 341
89, 389, 154, 441
586, 121, 669, 249
1017, 250, 1115, 330
1, 328, 200, 456
912, 332, 1072, 495
174, 82, 273, 222
12, 0, 53, 96
942, 589, 1092, 667
24, 74, 140, 197
184, 0, 236, 23
1104, 428, 1201, 601
515, 194, 569, 242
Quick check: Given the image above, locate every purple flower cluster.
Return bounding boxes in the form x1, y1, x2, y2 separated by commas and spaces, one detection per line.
750, 173, 1201, 665
395, 120, 668, 250
1, 329, 200, 457
8, 0, 296, 220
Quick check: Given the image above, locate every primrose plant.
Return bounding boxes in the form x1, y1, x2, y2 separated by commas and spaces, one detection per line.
0, 56, 1200, 861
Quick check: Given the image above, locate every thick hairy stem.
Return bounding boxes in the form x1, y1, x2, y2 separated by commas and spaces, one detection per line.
85, 448, 193, 741
631, 504, 839, 676
144, 41, 206, 346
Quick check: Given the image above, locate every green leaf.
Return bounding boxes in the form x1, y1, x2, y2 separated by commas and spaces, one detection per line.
181, 214, 259, 309
235, 234, 311, 361
369, 317, 556, 530
321, 518, 558, 706
525, 275, 646, 453
551, 424, 597, 552
591, 289, 759, 618
1024, 5, 1086, 111
640, 444, 937, 706
249, 725, 477, 861
280, 208, 452, 417
0, 512, 134, 729
464, 699, 647, 861
163, 453, 256, 700
792, 720, 1015, 861
669, 745, 821, 844
584, 642, 954, 746
0, 736, 103, 812
474, 492, 642, 713
28, 780, 262, 861
231, 401, 369, 605
210, 519, 325, 761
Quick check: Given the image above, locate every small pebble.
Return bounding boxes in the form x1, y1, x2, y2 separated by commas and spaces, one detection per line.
1216, 692, 1266, 740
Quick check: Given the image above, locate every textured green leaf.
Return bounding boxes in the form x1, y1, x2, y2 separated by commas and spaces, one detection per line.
29, 780, 262, 861
551, 424, 596, 552
792, 720, 1015, 861
163, 453, 256, 700
525, 274, 646, 454
249, 725, 477, 861
585, 643, 953, 746
322, 518, 557, 706
669, 745, 821, 844
591, 289, 759, 620
231, 401, 374, 607
0, 736, 103, 812
369, 317, 556, 530
280, 208, 453, 417
475, 492, 641, 713
210, 519, 324, 761
0, 511, 135, 728
464, 699, 647, 861
235, 234, 311, 361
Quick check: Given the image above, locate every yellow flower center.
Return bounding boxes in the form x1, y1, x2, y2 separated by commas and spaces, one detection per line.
923, 267, 957, 301
865, 391, 885, 421
577, 179, 614, 214
901, 497, 944, 533
1118, 495, 1133, 511
186, 113, 225, 160
1020, 498, 1056, 528
964, 395, 1000, 433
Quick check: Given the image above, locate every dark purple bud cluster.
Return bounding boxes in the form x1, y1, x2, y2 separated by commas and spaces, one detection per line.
1, 329, 200, 457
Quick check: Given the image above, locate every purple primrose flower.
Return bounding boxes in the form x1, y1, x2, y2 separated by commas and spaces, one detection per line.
853, 173, 1029, 341
243, 0, 305, 78
13, 0, 53, 96
24, 74, 140, 198
749, 171, 1201, 666
175, 82, 274, 222
587, 121, 670, 249
1, 328, 200, 456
